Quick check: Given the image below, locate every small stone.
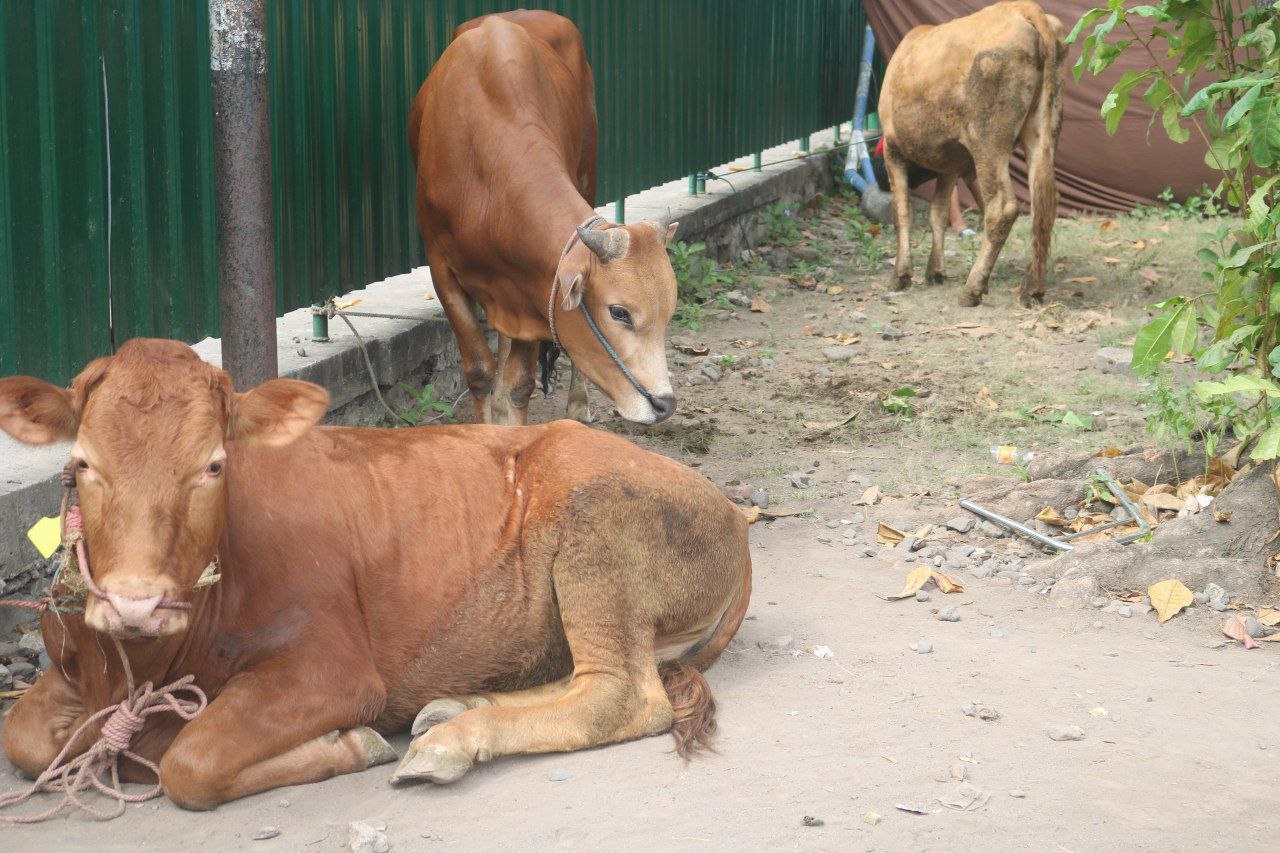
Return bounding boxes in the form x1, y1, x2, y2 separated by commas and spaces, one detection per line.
913, 640, 933, 654
977, 520, 1008, 538
970, 565, 993, 579
880, 324, 904, 341
7, 661, 35, 679
349, 821, 391, 853
946, 517, 975, 534
1008, 789, 1026, 799
1017, 576, 1037, 586
700, 365, 722, 382
826, 520, 840, 529
17, 633, 45, 655
749, 490, 770, 509
801, 816, 824, 827
1208, 598, 1229, 612
1095, 346, 1133, 374
914, 590, 930, 603
937, 605, 960, 622
1110, 506, 1130, 523
1116, 605, 1132, 618
898, 536, 920, 552
253, 827, 281, 841
757, 635, 795, 653
548, 768, 570, 782
822, 346, 857, 362
279, 799, 290, 808
963, 703, 1000, 721
1193, 592, 1209, 605
1205, 582, 1227, 603
951, 545, 976, 558
1089, 596, 1109, 608
1245, 616, 1275, 639
1047, 725, 1086, 742
786, 472, 810, 489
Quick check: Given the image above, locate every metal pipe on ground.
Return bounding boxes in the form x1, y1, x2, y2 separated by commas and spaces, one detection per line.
210, 0, 278, 389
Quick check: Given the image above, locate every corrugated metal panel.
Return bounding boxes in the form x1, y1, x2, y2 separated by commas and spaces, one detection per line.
0, 0, 865, 384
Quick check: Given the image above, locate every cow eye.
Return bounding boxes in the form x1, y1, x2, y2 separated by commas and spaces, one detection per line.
76, 459, 90, 471
205, 461, 224, 477
609, 305, 634, 327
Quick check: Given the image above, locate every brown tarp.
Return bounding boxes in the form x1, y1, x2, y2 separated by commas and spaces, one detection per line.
865, 0, 1220, 212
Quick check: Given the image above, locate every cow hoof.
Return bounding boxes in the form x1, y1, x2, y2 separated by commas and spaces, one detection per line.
567, 403, 592, 424
890, 274, 912, 292
390, 741, 473, 786
957, 290, 983, 307
928, 272, 945, 286
352, 727, 399, 768
411, 698, 469, 736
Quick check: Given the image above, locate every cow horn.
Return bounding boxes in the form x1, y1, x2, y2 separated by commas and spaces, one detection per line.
577, 225, 629, 263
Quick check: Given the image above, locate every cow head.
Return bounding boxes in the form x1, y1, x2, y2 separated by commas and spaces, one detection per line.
0, 339, 327, 640
556, 218, 679, 424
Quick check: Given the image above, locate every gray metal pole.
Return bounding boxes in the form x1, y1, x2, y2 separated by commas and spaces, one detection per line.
210, 0, 277, 388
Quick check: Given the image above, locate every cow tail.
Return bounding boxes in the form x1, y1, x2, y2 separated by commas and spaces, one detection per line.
537, 341, 561, 396
1024, 4, 1065, 294
660, 661, 717, 760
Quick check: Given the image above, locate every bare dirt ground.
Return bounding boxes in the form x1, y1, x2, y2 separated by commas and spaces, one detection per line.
6, 197, 1280, 850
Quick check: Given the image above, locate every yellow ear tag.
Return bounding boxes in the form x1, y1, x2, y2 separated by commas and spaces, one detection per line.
27, 515, 62, 559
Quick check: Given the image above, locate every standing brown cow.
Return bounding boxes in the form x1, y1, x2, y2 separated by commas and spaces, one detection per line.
409, 11, 679, 426
879, 0, 1065, 307
0, 339, 749, 809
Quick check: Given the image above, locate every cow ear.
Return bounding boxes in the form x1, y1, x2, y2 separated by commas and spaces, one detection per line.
229, 379, 328, 447
0, 377, 77, 445
559, 272, 585, 311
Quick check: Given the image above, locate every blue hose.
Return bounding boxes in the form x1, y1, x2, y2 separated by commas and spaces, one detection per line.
844, 25, 878, 193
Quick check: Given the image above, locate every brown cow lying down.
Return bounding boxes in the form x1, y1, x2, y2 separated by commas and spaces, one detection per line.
879, 0, 1065, 307
0, 339, 750, 809
409, 11, 680, 427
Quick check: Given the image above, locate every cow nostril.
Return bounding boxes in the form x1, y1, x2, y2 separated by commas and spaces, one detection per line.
104, 592, 164, 626
650, 394, 677, 422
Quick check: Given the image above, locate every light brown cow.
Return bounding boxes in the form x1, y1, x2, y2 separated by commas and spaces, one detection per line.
409, 10, 680, 427
0, 339, 749, 810
879, 0, 1065, 306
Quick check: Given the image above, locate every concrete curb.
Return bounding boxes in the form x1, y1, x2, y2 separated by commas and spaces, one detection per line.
0, 128, 844, 623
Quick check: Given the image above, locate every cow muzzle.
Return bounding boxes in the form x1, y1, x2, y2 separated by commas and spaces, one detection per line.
87, 581, 188, 639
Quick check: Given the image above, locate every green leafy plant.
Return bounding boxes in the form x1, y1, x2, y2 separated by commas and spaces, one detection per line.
1072, 0, 1280, 459
761, 201, 800, 243
880, 386, 918, 418
396, 381, 454, 424
668, 240, 733, 330
1131, 184, 1229, 219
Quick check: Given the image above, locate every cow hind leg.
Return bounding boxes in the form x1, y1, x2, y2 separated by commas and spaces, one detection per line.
926, 174, 958, 285
410, 677, 574, 736
492, 338, 537, 425
884, 144, 914, 291
567, 364, 591, 423
959, 157, 1019, 307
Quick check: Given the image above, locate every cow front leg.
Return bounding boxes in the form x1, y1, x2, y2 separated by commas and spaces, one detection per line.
567, 365, 591, 423
159, 658, 392, 810
431, 260, 497, 423
925, 175, 958, 285
1, 662, 87, 778
493, 338, 537, 425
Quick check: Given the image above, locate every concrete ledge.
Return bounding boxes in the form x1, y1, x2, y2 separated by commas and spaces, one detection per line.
0, 127, 844, 621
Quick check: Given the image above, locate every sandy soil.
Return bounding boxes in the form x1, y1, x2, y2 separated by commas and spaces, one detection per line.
4, 199, 1275, 850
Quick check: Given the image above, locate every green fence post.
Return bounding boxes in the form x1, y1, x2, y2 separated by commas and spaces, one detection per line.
834, 122, 842, 144
800, 135, 810, 154
688, 174, 699, 196
753, 152, 762, 171
616, 198, 625, 223
696, 172, 707, 194
311, 305, 329, 342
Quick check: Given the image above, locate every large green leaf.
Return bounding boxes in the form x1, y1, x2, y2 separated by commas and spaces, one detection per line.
1194, 374, 1280, 399
1223, 83, 1263, 128
1131, 306, 1187, 374
1251, 97, 1280, 168
1253, 422, 1280, 460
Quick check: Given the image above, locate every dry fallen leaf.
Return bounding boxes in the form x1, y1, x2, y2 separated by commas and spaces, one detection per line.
855, 485, 883, 506
1213, 509, 1233, 523
876, 522, 907, 545
1063, 275, 1098, 284
1094, 446, 1125, 458
1138, 267, 1162, 283
1257, 607, 1280, 627
827, 285, 846, 296
1223, 616, 1261, 649
742, 505, 761, 524
673, 341, 709, 356
749, 295, 773, 313
1142, 492, 1186, 512
759, 507, 806, 520
1103, 256, 1122, 264
880, 566, 934, 601
1131, 240, 1146, 250
1148, 579, 1194, 624
977, 387, 999, 410
1035, 506, 1069, 527
1099, 219, 1117, 232
931, 569, 965, 594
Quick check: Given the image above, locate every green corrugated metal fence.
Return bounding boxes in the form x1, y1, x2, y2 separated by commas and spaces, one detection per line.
1, 1, 867, 384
